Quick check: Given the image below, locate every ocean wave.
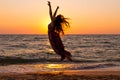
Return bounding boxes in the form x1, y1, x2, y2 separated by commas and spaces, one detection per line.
67, 63, 119, 70
0, 34, 120, 71
8, 44, 28, 48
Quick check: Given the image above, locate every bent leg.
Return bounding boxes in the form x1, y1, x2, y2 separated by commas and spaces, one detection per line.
64, 50, 73, 61
56, 50, 72, 61
60, 54, 65, 61
56, 51, 65, 61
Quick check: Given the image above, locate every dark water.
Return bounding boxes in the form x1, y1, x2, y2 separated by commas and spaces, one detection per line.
0, 34, 120, 73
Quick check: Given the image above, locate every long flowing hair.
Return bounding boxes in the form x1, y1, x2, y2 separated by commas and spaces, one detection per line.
53, 14, 70, 35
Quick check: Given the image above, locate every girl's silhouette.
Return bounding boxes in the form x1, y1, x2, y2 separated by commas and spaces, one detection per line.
47, 1, 72, 61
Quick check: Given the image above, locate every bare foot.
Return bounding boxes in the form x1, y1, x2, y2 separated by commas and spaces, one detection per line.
60, 55, 65, 61
65, 55, 73, 62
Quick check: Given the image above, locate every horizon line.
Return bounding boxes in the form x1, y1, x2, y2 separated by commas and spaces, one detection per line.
0, 33, 120, 35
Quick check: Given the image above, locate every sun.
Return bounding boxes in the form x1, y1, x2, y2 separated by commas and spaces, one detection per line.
38, 18, 50, 34
44, 19, 51, 27
44, 19, 50, 33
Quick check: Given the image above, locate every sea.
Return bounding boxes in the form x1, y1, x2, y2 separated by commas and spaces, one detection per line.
0, 34, 120, 73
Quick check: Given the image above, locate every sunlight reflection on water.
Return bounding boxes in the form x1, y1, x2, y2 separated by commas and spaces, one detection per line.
46, 64, 65, 69
34, 63, 74, 74
35, 64, 73, 71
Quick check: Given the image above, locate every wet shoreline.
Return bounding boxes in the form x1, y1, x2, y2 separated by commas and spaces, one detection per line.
0, 71, 120, 80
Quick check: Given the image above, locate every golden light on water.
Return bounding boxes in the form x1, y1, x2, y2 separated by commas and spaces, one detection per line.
35, 64, 73, 74
35, 64, 66, 69
46, 64, 64, 69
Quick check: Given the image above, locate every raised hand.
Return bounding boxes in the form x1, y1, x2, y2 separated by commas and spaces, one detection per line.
57, 6, 59, 9
47, 1, 51, 6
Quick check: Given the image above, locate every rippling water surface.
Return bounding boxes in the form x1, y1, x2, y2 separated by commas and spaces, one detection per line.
0, 34, 120, 73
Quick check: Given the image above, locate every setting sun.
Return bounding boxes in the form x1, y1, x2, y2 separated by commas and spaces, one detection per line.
35, 19, 51, 34
42, 18, 50, 34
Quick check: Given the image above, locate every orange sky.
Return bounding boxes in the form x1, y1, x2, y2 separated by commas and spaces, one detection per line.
0, 0, 120, 34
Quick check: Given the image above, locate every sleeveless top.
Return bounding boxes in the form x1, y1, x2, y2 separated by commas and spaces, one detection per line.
48, 23, 65, 54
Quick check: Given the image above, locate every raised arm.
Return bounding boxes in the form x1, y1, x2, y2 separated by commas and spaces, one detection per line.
53, 6, 59, 17
48, 1, 53, 21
